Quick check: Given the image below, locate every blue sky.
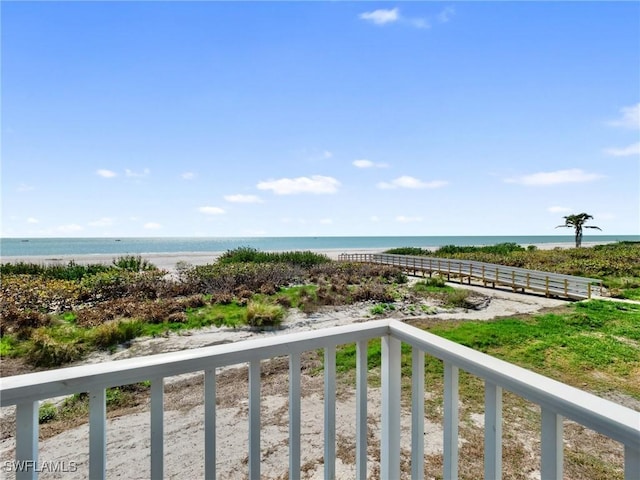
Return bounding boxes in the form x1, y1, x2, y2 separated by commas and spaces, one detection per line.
2, 1, 639, 238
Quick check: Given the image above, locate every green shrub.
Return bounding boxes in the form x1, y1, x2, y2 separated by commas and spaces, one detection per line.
38, 402, 57, 423
112, 255, 157, 272
442, 289, 473, 308
1, 275, 81, 313
370, 303, 395, 315
90, 320, 143, 349
218, 247, 330, 268
415, 276, 448, 289
383, 247, 428, 256
245, 300, 285, 328
0, 261, 111, 280
436, 242, 526, 255
26, 329, 86, 367
187, 263, 304, 296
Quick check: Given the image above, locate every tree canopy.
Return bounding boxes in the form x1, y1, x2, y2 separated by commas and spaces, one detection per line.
556, 213, 602, 248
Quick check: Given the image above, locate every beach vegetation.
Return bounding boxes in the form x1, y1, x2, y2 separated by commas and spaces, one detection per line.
3, 245, 639, 369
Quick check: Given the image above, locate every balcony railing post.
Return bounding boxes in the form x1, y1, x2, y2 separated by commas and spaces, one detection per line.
150, 378, 164, 480
484, 381, 502, 479
541, 408, 563, 479
89, 388, 107, 480
324, 345, 336, 480
289, 353, 301, 480
356, 340, 368, 480
411, 348, 425, 480
381, 335, 401, 480
625, 444, 640, 480
15, 401, 38, 480
444, 363, 459, 480
204, 369, 216, 480
249, 360, 261, 480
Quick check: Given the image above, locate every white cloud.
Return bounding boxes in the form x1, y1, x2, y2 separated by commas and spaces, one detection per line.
26, 217, 39, 224
224, 194, 263, 204
125, 168, 150, 178
437, 6, 455, 23
603, 142, 640, 157
608, 102, 640, 129
319, 218, 333, 224
548, 206, 573, 214
353, 159, 389, 169
377, 175, 448, 190
143, 222, 162, 230
359, 7, 429, 29
57, 224, 83, 233
323, 151, 333, 159
370, 216, 380, 222
257, 175, 340, 195
359, 8, 399, 25
410, 18, 430, 29
88, 217, 115, 227
181, 172, 196, 180
504, 169, 604, 186
198, 206, 226, 215
97, 169, 117, 178
17, 183, 35, 192
396, 215, 423, 223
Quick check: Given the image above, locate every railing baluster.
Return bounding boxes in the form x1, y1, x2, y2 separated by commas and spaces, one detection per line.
444, 363, 459, 480
204, 369, 216, 480
150, 378, 164, 479
324, 345, 336, 480
541, 408, 563, 479
381, 335, 401, 480
249, 360, 261, 480
484, 381, 502, 479
15, 401, 38, 480
289, 353, 301, 480
89, 388, 107, 480
356, 340, 368, 480
625, 444, 640, 480
411, 348, 425, 480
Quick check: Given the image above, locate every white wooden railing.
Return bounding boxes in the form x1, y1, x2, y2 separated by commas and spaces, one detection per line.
338, 253, 603, 299
1, 320, 638, 479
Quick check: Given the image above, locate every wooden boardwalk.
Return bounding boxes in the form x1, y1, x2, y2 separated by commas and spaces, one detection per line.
338, 253, 603, 299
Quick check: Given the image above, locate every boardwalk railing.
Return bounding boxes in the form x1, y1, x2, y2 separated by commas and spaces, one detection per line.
2, 320, 638, 479
338, 253, 603, 299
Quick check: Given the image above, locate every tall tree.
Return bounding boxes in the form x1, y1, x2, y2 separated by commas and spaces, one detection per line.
556, 213, 602, 248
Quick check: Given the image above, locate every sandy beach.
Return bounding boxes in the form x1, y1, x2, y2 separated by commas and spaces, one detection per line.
0, 241, 609, 273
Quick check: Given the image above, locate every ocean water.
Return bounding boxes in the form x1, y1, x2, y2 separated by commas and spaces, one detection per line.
1, 235, 637, 257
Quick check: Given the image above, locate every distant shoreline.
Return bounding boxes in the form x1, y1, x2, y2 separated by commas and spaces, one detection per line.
0, 241, 615, 273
